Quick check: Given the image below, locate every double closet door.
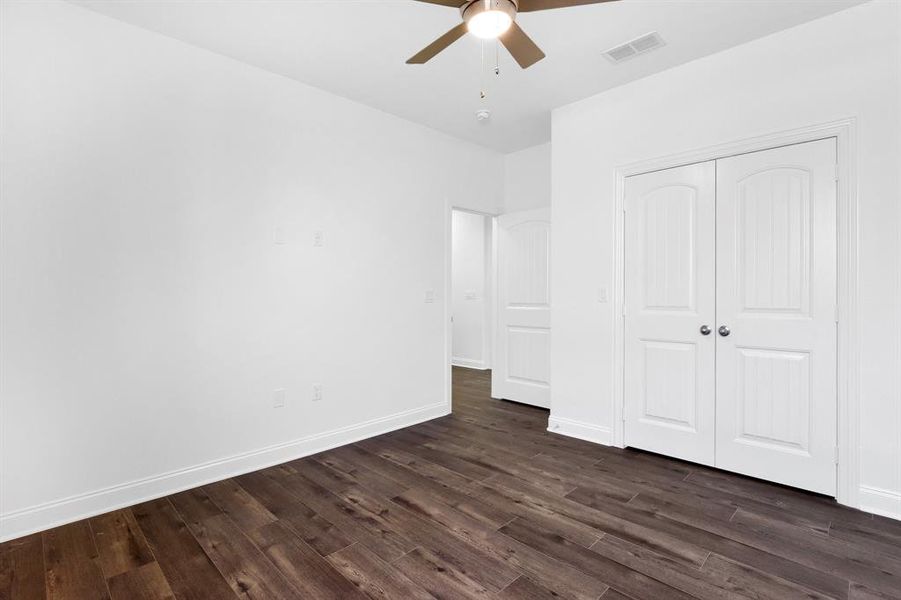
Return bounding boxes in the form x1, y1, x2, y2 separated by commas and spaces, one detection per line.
623, 139, 837, 495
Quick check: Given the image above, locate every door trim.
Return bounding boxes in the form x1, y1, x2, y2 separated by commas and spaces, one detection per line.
611, 118, 859, 508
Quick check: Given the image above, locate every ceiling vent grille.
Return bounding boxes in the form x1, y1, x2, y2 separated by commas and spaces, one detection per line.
603, 32, 665, 63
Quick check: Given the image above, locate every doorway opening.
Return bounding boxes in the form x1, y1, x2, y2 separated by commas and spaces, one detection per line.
450, 209, 494, 412
447, 206, 552, 412
451, 209, 494, 371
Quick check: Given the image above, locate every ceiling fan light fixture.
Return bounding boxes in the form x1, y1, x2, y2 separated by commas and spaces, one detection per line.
410, 0, 616, 68
462, 0, 517, 40
467, 10, 513, 39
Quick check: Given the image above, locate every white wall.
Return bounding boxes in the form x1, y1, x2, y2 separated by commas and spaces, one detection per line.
451, 211, 491, 369
551, 1, 901, 517
503, 142, 551, 212
0, 0, 503, 541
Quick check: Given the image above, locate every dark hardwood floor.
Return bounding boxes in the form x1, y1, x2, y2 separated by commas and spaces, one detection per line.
3, 367, 901, 599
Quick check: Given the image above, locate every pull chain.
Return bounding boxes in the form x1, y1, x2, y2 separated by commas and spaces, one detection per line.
480, 40, 501, 100
480, 40, 487, 99
495, 38, 500, 77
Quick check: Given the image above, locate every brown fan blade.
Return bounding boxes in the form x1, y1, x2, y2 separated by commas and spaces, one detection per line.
516, 0, 618, 12
407, 22, 469, 64
411, 0, 468, 6
498, 22, 545, 68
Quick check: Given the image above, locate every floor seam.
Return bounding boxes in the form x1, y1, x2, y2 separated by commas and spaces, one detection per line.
390, 545, 420, 565
494, 516, 519, 532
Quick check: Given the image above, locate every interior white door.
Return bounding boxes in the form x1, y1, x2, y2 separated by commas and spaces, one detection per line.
624, 161, 717, 465
492, 208, 551, 408
715, 138, 837, 495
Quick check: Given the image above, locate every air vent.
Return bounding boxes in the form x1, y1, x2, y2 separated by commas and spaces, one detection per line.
603, 31, 665, 64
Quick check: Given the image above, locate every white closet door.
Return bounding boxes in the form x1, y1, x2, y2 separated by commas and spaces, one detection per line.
624, 161, 717, 465
492, 208, 551, 408
715, 139, 837, 495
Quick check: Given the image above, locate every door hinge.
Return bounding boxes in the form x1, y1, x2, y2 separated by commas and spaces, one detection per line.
834, 446, 840, 465
834, 163, 839, 183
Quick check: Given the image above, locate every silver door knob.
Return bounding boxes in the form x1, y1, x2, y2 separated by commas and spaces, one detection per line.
718, 325, 731, 337
699, 325, 711, 336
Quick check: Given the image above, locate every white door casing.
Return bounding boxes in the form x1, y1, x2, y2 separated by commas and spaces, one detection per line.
715, 138, 837, 495
492, 208, 551, 408
624, 162, 717, 466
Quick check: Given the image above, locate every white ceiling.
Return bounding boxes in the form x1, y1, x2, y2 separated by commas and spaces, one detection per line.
72, 0, 865, 153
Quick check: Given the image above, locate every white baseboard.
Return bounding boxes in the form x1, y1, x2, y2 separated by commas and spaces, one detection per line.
547, 414, 613, 446
0, 401, 449, 543
451, 357, 488, 370
548, 420, 900, 523
859, 485, 901, 521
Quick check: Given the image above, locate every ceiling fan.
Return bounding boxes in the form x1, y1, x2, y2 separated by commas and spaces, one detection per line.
407, 0, 619, 69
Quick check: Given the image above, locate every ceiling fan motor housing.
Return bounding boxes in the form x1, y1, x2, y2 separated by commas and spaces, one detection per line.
461, 0, 518, 24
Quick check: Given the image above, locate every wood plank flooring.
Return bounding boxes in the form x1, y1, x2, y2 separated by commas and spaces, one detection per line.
3, 366, 901, 599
